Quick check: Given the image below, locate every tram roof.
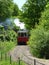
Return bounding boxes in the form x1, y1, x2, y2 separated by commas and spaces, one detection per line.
17, 29, 28, 33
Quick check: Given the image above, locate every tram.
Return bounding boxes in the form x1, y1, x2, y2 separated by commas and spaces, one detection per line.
17, 29, 28, 45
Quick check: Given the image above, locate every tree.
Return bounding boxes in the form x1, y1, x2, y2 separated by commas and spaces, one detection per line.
12, 4, 19, 16
13, 23, 20, 32
28, 2, 49, 59
20, 0, 48, 29
0, 0, 14, 21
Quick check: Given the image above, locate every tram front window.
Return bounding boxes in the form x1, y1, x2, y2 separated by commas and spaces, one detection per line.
18, 32, 27, 37
21, 33, 27, 37
21, 33, 24, 37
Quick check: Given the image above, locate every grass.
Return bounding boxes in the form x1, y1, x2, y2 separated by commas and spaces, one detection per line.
0, 60, 27, 65
0, 41, 27, 65
0, 60, 18, 65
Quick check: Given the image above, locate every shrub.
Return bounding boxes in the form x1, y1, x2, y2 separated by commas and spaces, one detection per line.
0, 27, 17, 53
28, 28, 49, 58
28, 3, 49, 59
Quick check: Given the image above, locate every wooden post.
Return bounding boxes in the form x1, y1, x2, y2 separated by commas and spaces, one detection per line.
34, 59, 36, 65
42, 64, 45, 65
1, 52, 2, 61
10, 55, 12, 64
18, 57, 20, 65
5, 53, 7, 60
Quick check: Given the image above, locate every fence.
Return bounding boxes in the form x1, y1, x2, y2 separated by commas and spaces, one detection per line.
21, 51, 45, 65
0, 52, 27, 65
0, 52, 45, 65
0, 52, 12, 64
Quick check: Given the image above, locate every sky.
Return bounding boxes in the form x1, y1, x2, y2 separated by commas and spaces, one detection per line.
13, 0, 26, 9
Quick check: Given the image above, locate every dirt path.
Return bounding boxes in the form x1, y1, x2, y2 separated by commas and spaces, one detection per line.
9, 45, 49, 65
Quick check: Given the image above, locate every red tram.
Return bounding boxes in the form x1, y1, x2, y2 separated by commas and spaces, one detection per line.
17, 30, 28, 45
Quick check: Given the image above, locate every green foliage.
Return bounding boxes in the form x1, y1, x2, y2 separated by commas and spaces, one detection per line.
0, 0, 19, 21
39, 2, 49, 31
0, 26, 17, 42
5, 29, 17, 42
12, 4, 19, 16
28, 2, 49, 59
0, 26, 17, 53
13, 23, 20, 32
0, 0, 14, 21
20, 0, 48, 29
29, 28, 49, 58
0, 41, 16, 53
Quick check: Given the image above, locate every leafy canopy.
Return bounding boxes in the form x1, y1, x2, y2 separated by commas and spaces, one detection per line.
28, 2, 49, 59
0, 0, 19, 21
20, 0, 48, 29
0, 0, 14, 21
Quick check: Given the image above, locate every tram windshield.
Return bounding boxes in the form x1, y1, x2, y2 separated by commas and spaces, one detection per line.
18, 32, 28, 37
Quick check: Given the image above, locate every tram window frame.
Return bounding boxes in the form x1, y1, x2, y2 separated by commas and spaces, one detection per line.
18, 32, 28, 37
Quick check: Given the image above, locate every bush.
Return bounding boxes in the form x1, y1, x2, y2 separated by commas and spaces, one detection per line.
5, 29, 17, 42
0, 41, 16, 53
0, 26, 17, 53
0, 26, 17, 42
28, 3, 49, 59
28, 28, 49, 58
